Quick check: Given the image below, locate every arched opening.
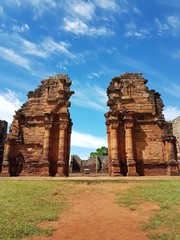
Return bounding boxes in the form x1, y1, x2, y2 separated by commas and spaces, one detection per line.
9, 152, 25, 176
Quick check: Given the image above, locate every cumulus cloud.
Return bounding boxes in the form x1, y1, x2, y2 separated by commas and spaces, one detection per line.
163, 106, 180, 121
71, 130, 107, 149
0, 89, 22, 125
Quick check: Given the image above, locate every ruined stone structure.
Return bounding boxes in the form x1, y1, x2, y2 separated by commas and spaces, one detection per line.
172, 116, 180, 163
0, 120, 7, 173
2, 74, 74, 176
70, 155, 109, 174
105, 73, 179, 176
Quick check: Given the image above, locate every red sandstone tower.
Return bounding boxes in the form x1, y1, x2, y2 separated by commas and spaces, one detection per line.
2, 74, 74, 176
105, 73, 179, 176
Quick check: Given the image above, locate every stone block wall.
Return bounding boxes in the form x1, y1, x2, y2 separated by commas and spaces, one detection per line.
70, 155, 109, 174
0, 120, 7, 173
2, 74, 74, 176
105, 73, 179, 176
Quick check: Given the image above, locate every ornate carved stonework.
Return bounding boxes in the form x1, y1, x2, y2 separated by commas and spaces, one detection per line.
105, 73, 179, 176
2, 74, 74, 176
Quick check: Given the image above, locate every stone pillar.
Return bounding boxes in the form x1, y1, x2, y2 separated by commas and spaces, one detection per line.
165, 136, 179, 175
43, 124, 51, 161
106, 124, 112, 176
1, 140, 10, 176
57, 123, 67, 176
64, 123, 72, 176
124, 122, 138, 176
110, 123, 121, 176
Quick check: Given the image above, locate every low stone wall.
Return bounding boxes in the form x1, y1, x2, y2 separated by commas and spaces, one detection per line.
70, 155, 109, 174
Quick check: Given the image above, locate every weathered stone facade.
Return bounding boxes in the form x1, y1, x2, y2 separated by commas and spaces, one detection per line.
172, 116, 180, 162
0, 120, 7, 173
2, 74, 74, 176
105, 73, 179, 176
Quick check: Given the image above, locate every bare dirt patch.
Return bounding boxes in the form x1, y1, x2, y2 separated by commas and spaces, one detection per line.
25, 181, 160, 240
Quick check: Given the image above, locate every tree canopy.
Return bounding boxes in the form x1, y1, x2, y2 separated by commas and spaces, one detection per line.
90, 146, 108, 157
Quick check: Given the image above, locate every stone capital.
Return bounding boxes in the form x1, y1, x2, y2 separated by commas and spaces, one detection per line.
59, 122, 68, 130
124, 122, 134, 129
111, 122, 119, 129
44, 123, 52, 130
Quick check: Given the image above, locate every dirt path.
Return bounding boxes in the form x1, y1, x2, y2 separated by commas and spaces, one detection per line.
27, 182, 160, 240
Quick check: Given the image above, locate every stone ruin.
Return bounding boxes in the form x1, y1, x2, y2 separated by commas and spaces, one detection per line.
0, 120, 7, 173
105, 73, 179, 176
172, 117, 180, 164
2, 74, 74, 176
1, 72, 179, 177
70, 155, 109, 174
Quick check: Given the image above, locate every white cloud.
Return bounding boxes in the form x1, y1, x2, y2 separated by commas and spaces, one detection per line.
163, 106, 180, 121
71, 130, 107, 149
164, 83, 180, 99
167, 15, 180, 35
68, 1, 95, 20
155, 15, 180, 37
41, 37, 75, 58
19, 37, 47, 58
12, 23, 29, 33
171, 49, 180, 58
158, 0, 180, 8
0, 6, 5, 17
72, 82, 107, 111
95, 0, 120, 12
63, 18, 114, 36
125, 21, 150, 39
87, 70, 105, 79
0, 46, 31, 70
0, 31, 75, 61
133, 6, 141, 15
0, 89, 22, 125
5, 0, 57, 19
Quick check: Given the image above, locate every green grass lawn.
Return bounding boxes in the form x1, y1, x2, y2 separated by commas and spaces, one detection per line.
117, 180, 180, 240
0, 179, 179, 240
0, 180, 72, 240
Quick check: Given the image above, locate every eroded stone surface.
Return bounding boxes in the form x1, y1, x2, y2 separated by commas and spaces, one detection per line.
0, 120, 7, 173
2, 74, 74, 176
172, 116, 180, 164
105, 73, 179, 176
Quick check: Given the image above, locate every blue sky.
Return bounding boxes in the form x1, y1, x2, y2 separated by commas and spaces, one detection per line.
0, 0, 180, 159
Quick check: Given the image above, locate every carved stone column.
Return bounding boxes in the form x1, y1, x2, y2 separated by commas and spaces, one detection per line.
64, 123, 72, 176
110, 122, 121, 176
124, 122, 138, 176
1, 140, 10, 176
164, 136, 179, 175
106, 124, 112, 176
43, 124, 51, 162
57, 123, 67, 176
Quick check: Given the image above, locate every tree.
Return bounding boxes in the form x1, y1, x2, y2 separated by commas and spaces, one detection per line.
90, 146, 108, 157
